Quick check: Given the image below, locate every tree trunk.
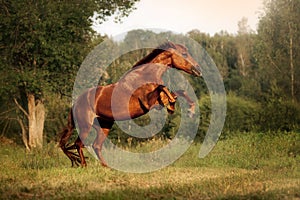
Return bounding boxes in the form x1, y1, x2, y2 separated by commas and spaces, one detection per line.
17, 116, 30, 151
14, 94, 45, 150
27, 93, 37, 148
35, 99, 45, 148
239, 53, 246, 77
27, 93, 44, 149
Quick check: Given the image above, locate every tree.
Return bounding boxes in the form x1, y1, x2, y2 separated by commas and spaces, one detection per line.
0, 0, 138, 149
236, 17, 255, 77
256, 0, 300, 101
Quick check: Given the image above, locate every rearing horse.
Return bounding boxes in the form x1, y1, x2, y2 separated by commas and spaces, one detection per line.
59, 42, 202, 167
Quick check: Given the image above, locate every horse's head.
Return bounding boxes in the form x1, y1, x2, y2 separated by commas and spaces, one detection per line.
133, 41, 202, 76
162, 42, 202, 77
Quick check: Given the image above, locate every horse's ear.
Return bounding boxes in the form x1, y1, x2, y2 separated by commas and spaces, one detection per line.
177, 43, 188, 50
167, 41, 177, 49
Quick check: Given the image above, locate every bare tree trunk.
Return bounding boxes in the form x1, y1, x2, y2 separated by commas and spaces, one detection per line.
14, 94, 45, 150
35, 99, 45, 148
239, 53, 246, 77
27, 93, 44, 149
27, 93, 38, 148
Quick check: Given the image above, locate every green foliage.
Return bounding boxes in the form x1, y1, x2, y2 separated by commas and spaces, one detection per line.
1, 0, 300, 145
0, 0, 139, 143
256, 0, 300, 101
224, 93, 261, 133
43, 94, 70, 142
199, 93, 260, 138
0, 0, 138, 96
198, 95, 211, 139
188, 0, 300, 136
259, 97, 300, 132
199, 92, 300, 138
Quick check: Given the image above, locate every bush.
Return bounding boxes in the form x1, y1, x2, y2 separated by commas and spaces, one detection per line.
198, 93, 261, 139
259, 98, 300, 132
198, 92, 300, 139
224, 93, 261, 133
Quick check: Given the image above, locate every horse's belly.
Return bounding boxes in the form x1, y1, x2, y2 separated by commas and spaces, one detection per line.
94, 83, 157, 121
97, 98, 147, 121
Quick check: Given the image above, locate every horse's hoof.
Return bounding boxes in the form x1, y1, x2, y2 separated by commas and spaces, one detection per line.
169, 98, 176, 104
101, 162, 108, 167
188, 111, 194, 118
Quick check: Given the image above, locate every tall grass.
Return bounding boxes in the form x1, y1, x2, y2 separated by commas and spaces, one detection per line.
0, 132, 299, 199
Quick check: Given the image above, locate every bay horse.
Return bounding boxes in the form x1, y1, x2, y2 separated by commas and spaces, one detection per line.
59, 42, 202, 167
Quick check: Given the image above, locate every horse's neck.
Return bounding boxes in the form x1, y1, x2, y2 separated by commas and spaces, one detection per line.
150, 53, 171, 67
132, 51, 171, 79
130, 63, 168, 82
116, 63, 168, 94
134, 53, 171, 84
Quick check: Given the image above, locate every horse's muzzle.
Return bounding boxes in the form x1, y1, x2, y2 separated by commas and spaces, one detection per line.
191, 65, 202, 77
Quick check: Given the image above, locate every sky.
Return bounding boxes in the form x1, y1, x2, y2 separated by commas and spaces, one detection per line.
93, 0, 264, 37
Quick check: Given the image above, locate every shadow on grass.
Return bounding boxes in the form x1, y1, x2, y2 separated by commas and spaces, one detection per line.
2, 176, 298, 200
63, 182, 299, 200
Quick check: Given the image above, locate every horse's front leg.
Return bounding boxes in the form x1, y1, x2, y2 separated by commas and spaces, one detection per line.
158, 85, 177, 103
159, 91, 177, 114
173, 90, 195, 118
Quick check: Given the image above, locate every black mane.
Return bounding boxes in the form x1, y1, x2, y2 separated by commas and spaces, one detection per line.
132, 42, 177, 68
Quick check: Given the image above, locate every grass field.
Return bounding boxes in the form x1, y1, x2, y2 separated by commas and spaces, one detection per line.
0, 132, 299, 199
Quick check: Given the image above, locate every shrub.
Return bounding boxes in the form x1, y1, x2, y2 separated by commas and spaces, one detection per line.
224, 93, 261, 133
259, 98, 300, 132
198, 92, 300, 139
199, 93, 261, 139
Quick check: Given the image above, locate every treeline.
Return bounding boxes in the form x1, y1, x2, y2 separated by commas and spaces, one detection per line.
0, 0, 299, 148
192, 0, 300, 137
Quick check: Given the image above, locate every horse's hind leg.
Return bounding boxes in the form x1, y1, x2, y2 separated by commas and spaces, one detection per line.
75, 126, 91, 167
60, 127, 81, 167
92, 121, 113, 167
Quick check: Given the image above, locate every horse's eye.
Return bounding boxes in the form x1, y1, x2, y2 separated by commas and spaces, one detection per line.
182, 53, 188, 58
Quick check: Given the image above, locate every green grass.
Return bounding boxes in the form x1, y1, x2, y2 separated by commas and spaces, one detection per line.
0, 132, 299, 199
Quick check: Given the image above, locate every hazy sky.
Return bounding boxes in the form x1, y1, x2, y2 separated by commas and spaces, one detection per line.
93, 0, 264, 36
